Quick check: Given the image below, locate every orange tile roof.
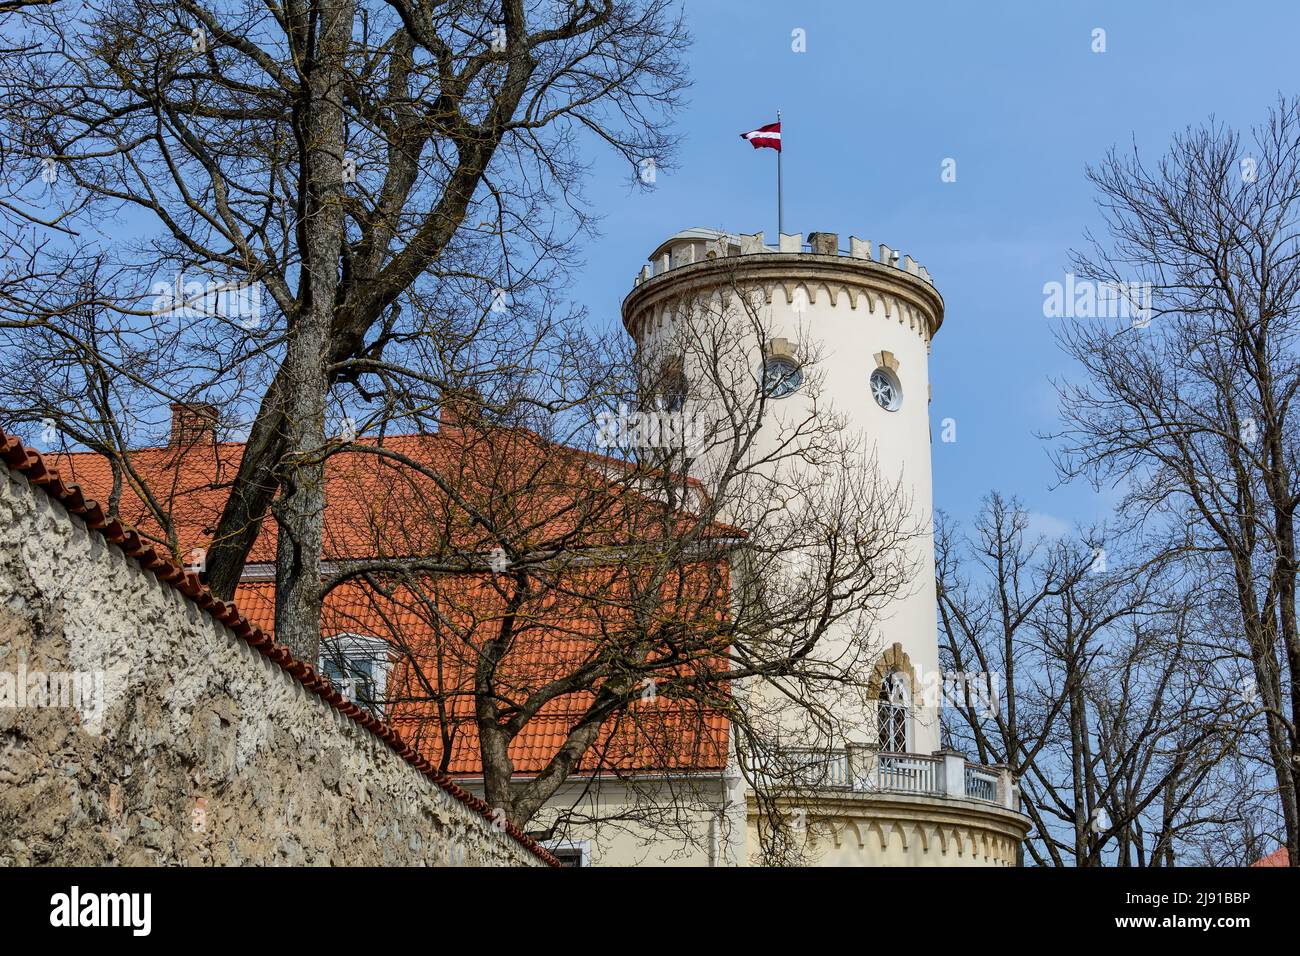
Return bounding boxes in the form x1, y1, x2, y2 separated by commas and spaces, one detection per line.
53, 423, 735, 781
0, 427, 558, 865
235, 569, 731, 777
1251, 847, 1290, 867
53, 424, 735, 564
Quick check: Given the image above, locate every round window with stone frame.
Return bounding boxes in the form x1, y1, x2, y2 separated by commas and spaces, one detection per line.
762, 356, 803, 399
870, 367, 902, 412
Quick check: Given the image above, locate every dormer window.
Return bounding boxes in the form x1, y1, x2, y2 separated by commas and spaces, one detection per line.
319, 632, 392, 718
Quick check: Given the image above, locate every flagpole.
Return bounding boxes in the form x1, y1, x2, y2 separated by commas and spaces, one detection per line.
776, 109, 784, 237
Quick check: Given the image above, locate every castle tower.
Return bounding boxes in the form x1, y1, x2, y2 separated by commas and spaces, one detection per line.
620, 228, 1029, 865
622, 227, 944, 753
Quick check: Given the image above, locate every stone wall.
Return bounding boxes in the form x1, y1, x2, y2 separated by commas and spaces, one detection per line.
0, 461, 547, 867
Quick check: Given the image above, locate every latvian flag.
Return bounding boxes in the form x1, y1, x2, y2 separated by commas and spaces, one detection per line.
740, 121, 781, 152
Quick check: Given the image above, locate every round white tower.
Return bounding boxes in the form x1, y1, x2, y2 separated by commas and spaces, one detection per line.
621, 227, 946, 756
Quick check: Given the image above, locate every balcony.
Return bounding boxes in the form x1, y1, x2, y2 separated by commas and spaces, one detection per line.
768, 747, 1019, 812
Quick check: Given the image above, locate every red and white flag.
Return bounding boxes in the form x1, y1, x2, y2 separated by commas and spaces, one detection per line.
740, 121, 781, 152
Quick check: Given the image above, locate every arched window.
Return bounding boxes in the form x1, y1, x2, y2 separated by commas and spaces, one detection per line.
878, 669, 910, 753
656, 355, 687, 412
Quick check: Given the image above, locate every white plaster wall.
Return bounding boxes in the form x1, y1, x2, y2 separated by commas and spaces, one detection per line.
763, 284, 941, 754
475, 775, 739, 867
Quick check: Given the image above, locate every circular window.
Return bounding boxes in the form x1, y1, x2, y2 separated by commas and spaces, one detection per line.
870, 368, 902, 411
762, 357, 803, 398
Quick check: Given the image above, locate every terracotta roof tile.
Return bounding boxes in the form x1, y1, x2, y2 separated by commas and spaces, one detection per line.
51, 426, 738, 564
234, 573, 732, 777
1251, 847, 1290, 867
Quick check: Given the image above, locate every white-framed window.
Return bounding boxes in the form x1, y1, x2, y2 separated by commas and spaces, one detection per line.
761, 356, 803, 399
870, 367, 903, 412
543, 839, 591, 867
318, 632, 393, 719
877, 669, 910, 753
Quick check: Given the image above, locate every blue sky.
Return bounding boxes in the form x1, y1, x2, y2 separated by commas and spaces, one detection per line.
566, 0, 1300, 532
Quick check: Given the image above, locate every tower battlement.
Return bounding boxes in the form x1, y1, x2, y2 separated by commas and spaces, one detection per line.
632, 228, 935, 290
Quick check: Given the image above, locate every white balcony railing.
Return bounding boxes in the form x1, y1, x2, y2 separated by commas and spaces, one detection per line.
765, 747, 1018, 810
964, 764, 1000, 803
875, 753, 941, 796
773, 747, 851, 789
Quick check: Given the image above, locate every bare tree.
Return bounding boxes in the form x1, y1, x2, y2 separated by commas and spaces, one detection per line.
307, 272, 921, 854
0, 0, 689, 660
938, 495, 1245, 866
1051, 97, 1300, 864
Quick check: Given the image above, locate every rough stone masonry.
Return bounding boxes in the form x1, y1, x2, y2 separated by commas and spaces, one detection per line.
0, 463, 543, 867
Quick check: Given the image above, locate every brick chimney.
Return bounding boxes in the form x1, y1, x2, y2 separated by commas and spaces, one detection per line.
439, 388, 483, 429
168, 402, 218, 448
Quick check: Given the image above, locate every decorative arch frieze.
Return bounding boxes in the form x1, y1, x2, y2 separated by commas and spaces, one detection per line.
625, 272, 940, 345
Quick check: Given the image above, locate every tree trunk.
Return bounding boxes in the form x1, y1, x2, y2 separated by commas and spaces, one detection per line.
272, 0, 354, 663
205, 374, 287, 600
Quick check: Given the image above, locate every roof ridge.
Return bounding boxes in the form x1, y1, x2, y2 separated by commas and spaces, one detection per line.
0, 427, 557, 867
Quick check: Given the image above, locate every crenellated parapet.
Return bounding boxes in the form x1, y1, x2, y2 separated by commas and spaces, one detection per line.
632, 228, 936, 289
623, 227, 945, 344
